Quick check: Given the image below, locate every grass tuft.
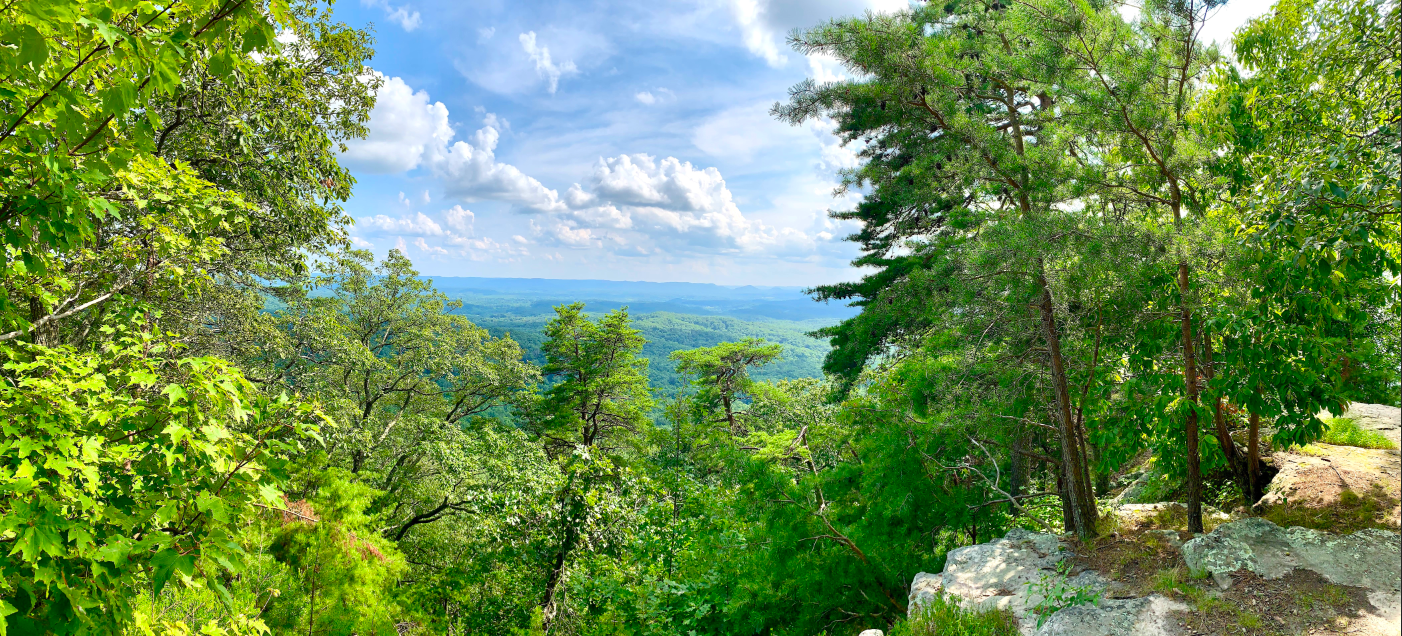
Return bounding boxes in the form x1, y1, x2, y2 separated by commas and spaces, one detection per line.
1320, 417, 1397, 450
889, 593, 1019, 636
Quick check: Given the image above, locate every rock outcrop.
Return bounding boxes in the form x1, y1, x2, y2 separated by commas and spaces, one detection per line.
1256, 442, 1401, 526
908, 528, 1185, 635
1182, 518, 1401, 635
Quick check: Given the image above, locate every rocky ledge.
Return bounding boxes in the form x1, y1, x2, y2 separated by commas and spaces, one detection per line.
909, 520, 1402, 635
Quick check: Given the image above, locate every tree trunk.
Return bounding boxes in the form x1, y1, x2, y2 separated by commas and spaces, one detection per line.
1009, 434, 1026, 504
722, 392, 738, 434
1037, 266, 1097, 538
1201, 334, 1249, 502
1177, 263, 1204, 533
1248, 399, 1263, 504
541, 480, 587, 632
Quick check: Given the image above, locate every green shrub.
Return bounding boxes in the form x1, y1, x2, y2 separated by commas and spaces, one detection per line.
1320, 418, 1397, 449
888, 593, 1019, 636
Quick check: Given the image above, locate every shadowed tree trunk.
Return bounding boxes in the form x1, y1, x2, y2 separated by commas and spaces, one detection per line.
1178, 262, 1204, 533
1038, 265, 1097, 538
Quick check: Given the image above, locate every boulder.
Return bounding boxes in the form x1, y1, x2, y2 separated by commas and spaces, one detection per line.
911, 528, 1184, 635
1182, 518, 1401, 634
909, 528, 1071, 629
857, 630, 884, 636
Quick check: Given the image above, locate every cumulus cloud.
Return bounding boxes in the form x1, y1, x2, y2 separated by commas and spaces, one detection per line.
340, 72, 564, 211
519, 31, 578, 94
352, 204, 529, 262
536, 154, 820, 258
362, 0, 421, 32
444, 205, 475, 235
339, 73, 452, 173
634, 91, 656, 105
432, 122, 566, 211
343, 75, 847, 265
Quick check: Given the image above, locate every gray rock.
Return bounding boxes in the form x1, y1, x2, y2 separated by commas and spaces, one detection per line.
1181, 518, 1402, 632
1183, 518, 1401, 588
912, 528, 1189, 634
858, 630, 884, 636
907, 571, 944, 615
919, 528, 1075, 626
1108, 471, 1154, 506
1035, 595, 1188, 636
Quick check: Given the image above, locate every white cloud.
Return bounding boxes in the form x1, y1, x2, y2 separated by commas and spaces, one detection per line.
477, 26, 495, 42
343, 76, 849, 265
357, 211, 446, 237
537, 154, 820, 257
413, 237, 448, 255
727, 0, 908, 68
807, 52, 848, 83
431, 120, 566, 211
691, 101, 858, 171
444, 205, 475, 235
362, 0, 421, 32
339, 73, 452, 174
519, 31, 578, 94
692, 102, 810, 161
341, 72, 564, 211
635, 91, 656, 105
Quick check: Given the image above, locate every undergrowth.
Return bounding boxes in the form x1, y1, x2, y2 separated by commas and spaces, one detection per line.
889, 593, 1019, 636
1320, 417, 1397, 450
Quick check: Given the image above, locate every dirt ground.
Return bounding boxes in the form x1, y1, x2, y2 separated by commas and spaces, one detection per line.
1067, 520, 1383, 636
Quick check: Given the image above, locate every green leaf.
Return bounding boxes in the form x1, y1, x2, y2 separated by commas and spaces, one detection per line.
17, 25, 48, 67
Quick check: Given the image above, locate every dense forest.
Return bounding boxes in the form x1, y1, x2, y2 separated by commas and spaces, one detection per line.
0, 0, 1397, 635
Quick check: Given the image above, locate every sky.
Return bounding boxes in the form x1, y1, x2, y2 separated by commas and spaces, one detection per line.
329, 0, 1272, 287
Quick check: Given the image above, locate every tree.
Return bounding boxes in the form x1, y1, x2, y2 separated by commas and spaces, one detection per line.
779, 1, 1105, 537
529, 303, 653, 631
0, 0, 376, 354
255, 248, 540, 543
1198, 0, 1400, 502
0, 328, 323, 634
671, 338, 782, 435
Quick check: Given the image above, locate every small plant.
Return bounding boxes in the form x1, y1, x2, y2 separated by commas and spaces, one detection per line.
1320, 417, 1397, 450
890, 592, 1018, 636
1026, 562, 1102, 628
1152, 567, 1211, 607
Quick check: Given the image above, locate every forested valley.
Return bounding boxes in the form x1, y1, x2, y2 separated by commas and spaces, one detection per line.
0, 1, 1397, 635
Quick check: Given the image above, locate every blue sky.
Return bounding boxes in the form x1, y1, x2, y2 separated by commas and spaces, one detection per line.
330, 0, 1269, 286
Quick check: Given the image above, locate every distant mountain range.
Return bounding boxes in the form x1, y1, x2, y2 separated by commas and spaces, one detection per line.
429, 276, 859, 389
429, 276, 861, 323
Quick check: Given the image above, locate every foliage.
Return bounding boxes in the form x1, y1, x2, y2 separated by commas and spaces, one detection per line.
0, 329, 322, 634
1026, 561, 1102, 628
264, 469, 407, 636
1319, 418, 1397, 450
4, 0, 1397, 633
